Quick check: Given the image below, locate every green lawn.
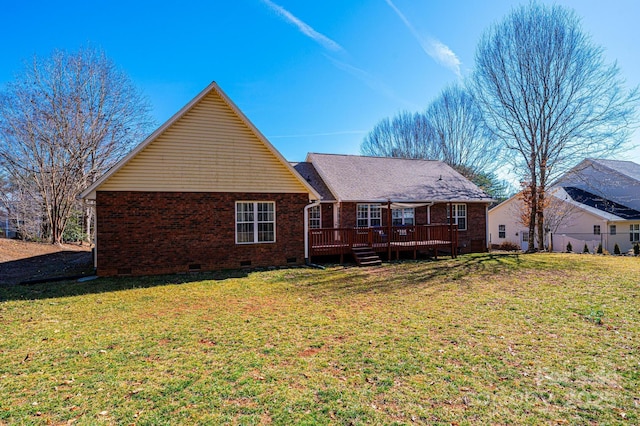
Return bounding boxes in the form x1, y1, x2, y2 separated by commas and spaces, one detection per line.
1, 253, 638, 425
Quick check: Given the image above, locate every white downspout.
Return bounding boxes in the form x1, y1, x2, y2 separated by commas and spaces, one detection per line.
304, 200, 321, 263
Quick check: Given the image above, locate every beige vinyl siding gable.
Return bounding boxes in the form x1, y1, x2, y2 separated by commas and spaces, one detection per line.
99, 89, 309, 194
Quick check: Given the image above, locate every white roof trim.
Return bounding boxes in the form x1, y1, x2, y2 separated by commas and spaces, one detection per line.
80, 81, 320, 201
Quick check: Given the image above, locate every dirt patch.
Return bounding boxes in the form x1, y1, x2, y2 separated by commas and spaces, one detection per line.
0, 239, 93, 285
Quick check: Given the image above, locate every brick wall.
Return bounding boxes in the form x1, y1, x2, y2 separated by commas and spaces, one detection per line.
96, 191, 309, 276
321, 203, 334, 228
430, 202, 488, 253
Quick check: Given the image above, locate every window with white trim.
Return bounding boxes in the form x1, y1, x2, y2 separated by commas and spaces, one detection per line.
498, 224, 506, 239
236, 201, 275, 244
392, 208, 415, 226
446, 204, 467, 230
357, 204, 381, 227
610, 225, 616, 235
593, 225, 601, 235
308, 205, 321, 229
630, 224, 640, 242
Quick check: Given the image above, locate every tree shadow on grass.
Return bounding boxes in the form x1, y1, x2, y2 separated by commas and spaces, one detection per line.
0, 267, 250, 302
293, 253, 526, 296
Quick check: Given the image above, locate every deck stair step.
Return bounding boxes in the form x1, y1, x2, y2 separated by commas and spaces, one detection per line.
352, 246, 382, 266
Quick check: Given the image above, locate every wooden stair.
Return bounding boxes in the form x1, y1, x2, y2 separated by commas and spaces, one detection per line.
352, 246, 382, 267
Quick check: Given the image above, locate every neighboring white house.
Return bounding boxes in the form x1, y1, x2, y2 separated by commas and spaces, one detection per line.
488, 158, 640, 253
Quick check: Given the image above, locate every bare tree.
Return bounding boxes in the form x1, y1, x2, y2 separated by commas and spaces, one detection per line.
424, 83, 501, 179
0, 47, 153, 244
361, 111, 434, 159
361, 84, 503, 196
473, 3, 639, 251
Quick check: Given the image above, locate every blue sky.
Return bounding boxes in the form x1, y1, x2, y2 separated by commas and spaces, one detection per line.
2, 0, 640, 173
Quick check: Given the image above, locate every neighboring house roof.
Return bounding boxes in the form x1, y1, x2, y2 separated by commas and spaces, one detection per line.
305, 153, 493, 203
562, 186, 640, 220
80, 82, 320, 201
591, 158, 640, 182
555, 158, 640, 212
291, 162, 336, 201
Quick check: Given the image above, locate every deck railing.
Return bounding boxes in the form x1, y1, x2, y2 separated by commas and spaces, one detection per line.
309, 224, 457, 259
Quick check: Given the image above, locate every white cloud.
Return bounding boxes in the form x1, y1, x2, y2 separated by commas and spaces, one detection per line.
384, 0, 461, 77
261, 0, 344, 52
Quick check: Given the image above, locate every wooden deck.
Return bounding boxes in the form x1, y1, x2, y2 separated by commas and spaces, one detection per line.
309, 224, 458, 262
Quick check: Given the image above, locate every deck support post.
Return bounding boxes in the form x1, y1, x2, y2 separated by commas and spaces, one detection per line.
387, 200, 392, 261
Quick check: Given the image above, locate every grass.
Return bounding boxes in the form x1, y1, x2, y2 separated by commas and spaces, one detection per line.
1, 253, 639, 425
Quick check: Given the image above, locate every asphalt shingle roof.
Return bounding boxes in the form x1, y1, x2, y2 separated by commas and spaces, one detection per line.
306, 153, 493, 202
291, 162, 336, 201
563, 186, 640, 220
592, 159, 640, 182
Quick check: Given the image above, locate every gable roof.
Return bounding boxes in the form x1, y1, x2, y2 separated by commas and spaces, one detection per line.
562, 186, 640, 220
590, 158, 640, 182
80, 82, 320, 201
306, 153, 493, 203
554, 158, 640, 213
291, 162, 336, 201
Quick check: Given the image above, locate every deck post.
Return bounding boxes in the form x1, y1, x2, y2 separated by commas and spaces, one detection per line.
387, 200, 392, 261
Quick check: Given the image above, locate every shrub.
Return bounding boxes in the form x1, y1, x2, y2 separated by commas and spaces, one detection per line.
614, 243, 621, 255
597, 243, 603, 254
635, 243, 640, 256
566, 242, 572, 252
498, 241, 520, 251
583, 243, 589, 254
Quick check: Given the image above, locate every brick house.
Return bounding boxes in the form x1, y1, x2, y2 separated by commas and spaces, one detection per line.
82, 82, 493, 276
295, 153, 493, 262
80, 82, 321, 276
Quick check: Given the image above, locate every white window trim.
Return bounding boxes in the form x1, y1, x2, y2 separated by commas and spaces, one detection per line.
357, 204, 382, 228
447, 203, 467, 231
309, 204, 321, 229
631, 224, 640, 242
593, 225, 601, 235
392, 208, 415, 226
498, 224, 506, 239
610, 224, 617, 236
235, 201, 276, 244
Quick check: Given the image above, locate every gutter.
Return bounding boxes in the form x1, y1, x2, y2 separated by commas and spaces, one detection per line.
304, 200, 321, 265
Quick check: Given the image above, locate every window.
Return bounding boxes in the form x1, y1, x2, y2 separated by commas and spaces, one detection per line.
308, 205, 321, 229
498, 224, 506, 239
631, 224, 640, 242
446, 204, 467, 231
236, 202, 275, 244
392, 208, 415, 226
593, 225, 601, 235
610, 225, 616, 235
357, 204, 381, 227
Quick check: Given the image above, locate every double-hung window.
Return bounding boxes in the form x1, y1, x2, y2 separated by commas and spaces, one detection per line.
236, 201, 275, 244
392, 208, 415, 226
447, 204, 467, 231
308, 205, 321, 229
630, 224, 640, 242
593, 225, 601, 235
357, 204, 381, 227
610, 225, 617, 235
498, 224, 506, 239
